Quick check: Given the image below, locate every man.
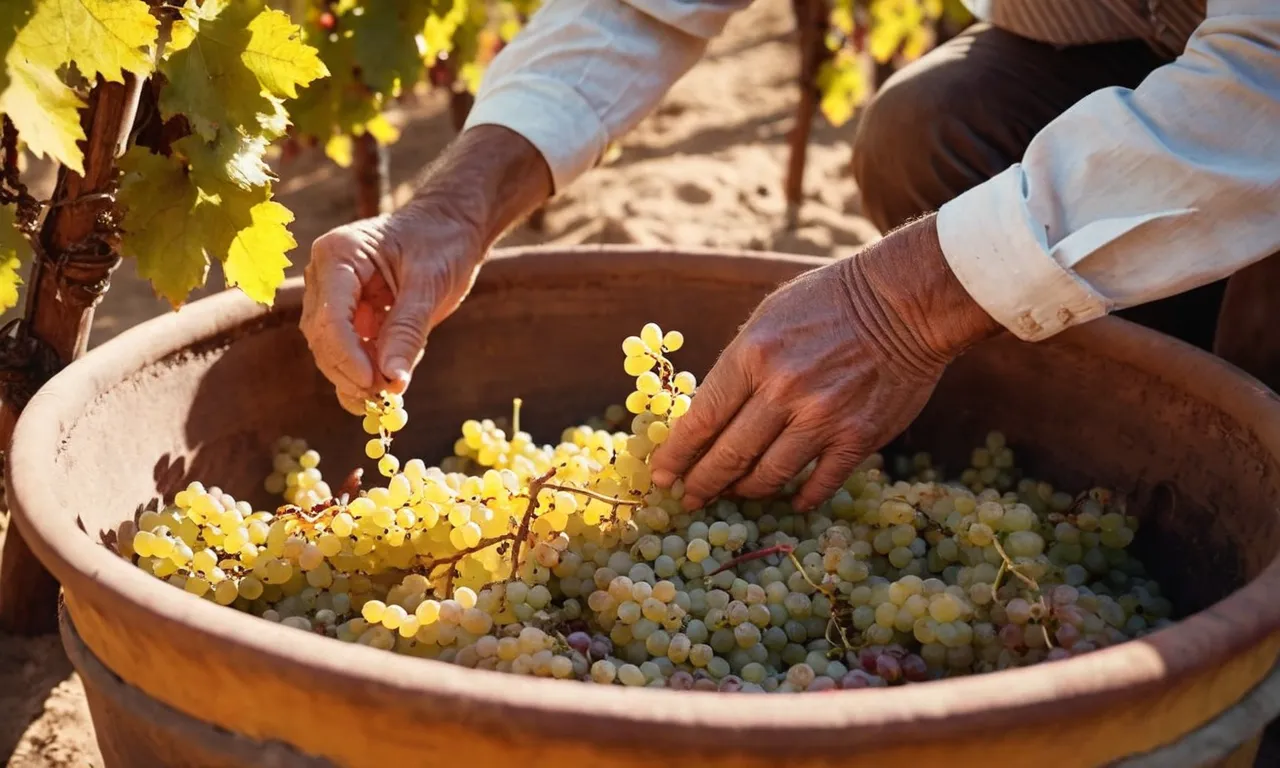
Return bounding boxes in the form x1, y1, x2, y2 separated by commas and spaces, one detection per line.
301, 0, 1278, 514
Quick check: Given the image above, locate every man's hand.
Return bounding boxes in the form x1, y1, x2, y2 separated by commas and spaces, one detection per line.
300, 126, 553, 413
649, 215, 1001, 512
301, 211, 481, 414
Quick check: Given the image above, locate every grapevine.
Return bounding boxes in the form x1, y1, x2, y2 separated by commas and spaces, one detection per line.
0, 0, 540, 630
119, 324, 1173, 691
786, 0, 972, 211
281, 0, 539, 215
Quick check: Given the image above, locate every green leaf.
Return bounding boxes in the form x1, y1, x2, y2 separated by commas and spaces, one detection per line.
160, 1, 270, 141
178, 132, 273, 191
118, 148, 208, 306
287, 27, 378, 144
0, 56, 86, 173
221, 199, 293, 305
160, 0, 325, 141
0, 0, 34, 95
16, 0, 158, 84
0, 205, 31, 312
347, 1, 430, 96
119, 145, 295, 307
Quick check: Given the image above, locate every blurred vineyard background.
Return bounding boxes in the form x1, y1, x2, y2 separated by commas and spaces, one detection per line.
0, 0, 966, 763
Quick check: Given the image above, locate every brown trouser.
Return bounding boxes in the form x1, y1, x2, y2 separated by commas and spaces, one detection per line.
850, 23, 1276, 373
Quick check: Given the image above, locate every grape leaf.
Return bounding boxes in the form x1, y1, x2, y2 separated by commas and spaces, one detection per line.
0, 205, 30, 312
258, 94, 290, 140
0, 0, 34, 95
0, 56, 86, 173
242, 8, 328, 99
221, 199, 293, 305
817, 53, 868, 127
185, 131, 273, 190
288, 27, 378, 143
119, 143, 295, 306
118, 149, 209, 305
160, 0, 271, 140
347, 2, 430, 96
160, 0, 325, 141
364, 113, 399, 145
16, 0, 158, 84
422, 1, 466, 62
324, 133, 352, 168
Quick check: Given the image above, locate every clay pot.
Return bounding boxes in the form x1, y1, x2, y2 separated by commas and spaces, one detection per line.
10, 248, 1280, 768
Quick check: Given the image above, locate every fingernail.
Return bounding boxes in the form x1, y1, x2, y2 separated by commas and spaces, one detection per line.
651, 469, 675, 488
383, 356, 410, 385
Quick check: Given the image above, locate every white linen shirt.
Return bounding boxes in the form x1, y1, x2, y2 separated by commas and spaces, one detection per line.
464, 0, 1280, 342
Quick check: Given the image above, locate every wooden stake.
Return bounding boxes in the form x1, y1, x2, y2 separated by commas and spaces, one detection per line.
0, 75, 144, 634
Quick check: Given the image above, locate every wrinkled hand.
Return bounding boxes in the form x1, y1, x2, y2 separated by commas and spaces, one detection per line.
301, 126, 552, 414
301, 209, 482, 414
649, 215, 1000, 512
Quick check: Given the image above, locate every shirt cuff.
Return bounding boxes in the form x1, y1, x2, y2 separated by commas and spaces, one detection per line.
463, 74, 610, 195
935, 165, 1112, 342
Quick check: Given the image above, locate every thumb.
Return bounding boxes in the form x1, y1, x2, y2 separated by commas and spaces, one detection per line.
375, 289, 433, 392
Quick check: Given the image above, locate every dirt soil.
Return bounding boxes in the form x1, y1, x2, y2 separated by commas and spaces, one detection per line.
0, 1, 873, 764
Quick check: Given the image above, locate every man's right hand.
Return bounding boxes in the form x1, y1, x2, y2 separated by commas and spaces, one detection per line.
302, 209, 484, 415
300, 126, 554, 414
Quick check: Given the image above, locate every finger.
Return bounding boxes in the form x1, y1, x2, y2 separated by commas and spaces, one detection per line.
793, 445, 865, 512
374, 284, 434, 391
678, 397, 789, 510
729, 426, 824, 501
307, 262, 376, 393
335, 386, 366, 416
649, 351, 752, 489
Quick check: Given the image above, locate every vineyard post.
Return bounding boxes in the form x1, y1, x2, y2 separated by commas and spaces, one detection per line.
352, 132, 390, 218
784, 0, 832, 226
0, 77, 144, 634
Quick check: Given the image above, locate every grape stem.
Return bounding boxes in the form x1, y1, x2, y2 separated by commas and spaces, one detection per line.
989, 535, 1055, 649
420, 533, 520, 593
541, 483, 642, 507
705, 543, 795, 576
505, 469, 558, 587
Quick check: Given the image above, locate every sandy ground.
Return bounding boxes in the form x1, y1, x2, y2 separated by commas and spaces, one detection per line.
0, 1, 875, 764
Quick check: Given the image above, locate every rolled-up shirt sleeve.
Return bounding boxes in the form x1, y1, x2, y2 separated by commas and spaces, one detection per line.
936, 0, 1280, 342
463, 0, 750, 193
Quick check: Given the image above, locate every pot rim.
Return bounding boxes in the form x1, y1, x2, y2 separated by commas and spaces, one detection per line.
11, 245, 1280, 750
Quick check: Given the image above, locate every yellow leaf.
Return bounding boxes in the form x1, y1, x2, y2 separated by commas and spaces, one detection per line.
118, 149, 209, 306
14, 0, 158, 83
0, 56, 86, 174
498, 17, 522, 43
324, 133, 352, 168
901, 25, 931, 60
243, 8, 329, 100
0, 205, 30, 312
222, 199, 294, 305
364, 113, 400, 146
868, 21, 904, 63
458, 61, 483, 94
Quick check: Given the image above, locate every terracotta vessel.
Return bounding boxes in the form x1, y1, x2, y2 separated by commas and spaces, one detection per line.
10, 248, 1280, 768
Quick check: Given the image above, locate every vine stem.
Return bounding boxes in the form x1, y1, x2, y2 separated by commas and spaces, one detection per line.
352, 132, 389, 219
541, 483, 642, 507
0, 75, 146, 635
706, 543, 794, 577
505, 469, 557, 585
783, 0, 832, 226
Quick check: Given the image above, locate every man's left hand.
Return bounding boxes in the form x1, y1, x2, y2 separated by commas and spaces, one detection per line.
649, 214, 1001, 512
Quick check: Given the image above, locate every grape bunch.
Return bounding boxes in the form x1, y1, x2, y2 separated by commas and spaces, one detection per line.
119, 324, 1171, 693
